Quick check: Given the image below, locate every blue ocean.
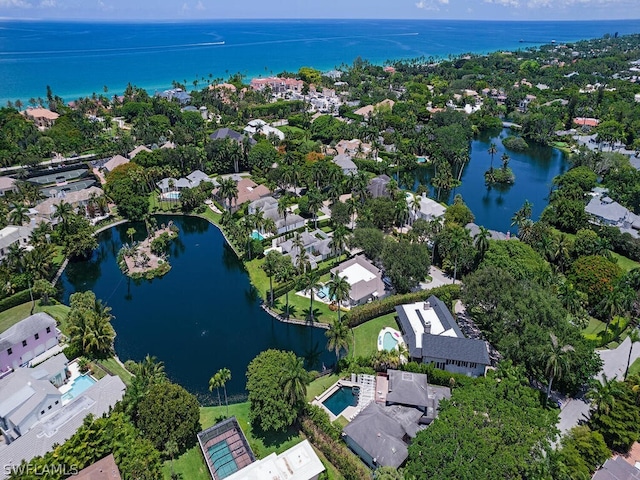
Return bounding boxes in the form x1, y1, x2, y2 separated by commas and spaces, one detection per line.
1, 19, 639, 104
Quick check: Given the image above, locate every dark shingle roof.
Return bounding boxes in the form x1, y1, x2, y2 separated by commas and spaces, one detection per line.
593, 457, 640, 480
209, 127, 256, 145
386, 370, 451, 411
343, 402, 408, 469
427, 295, 463, 337
422, 335, 490, 365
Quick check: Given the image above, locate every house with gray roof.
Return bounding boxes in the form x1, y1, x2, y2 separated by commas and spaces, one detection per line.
385, 370, 450, 425
209, 127, 256, 146
333, 154, 358, 176
0, 313, 58, 373
157, 170, 212, 194
465, 222, 510, 241
0, 375, 125, 479
102, 154, 129, 173
330, 255, 387, 306
279, 229, 332, 270
368, 174, 391, 198
0, 225, 33, 262
248, 196, 305, 234
0, 367, 62, 443
0, 177, 17, 197
33, 353, 69, 387
592, 456, 640, 480
408, 193, 446, 222
395, 296, 490, 377
342, 402, 410, 469
586, 191, 640, 238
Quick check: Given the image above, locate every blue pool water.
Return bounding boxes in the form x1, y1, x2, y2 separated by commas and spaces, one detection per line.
316, 285, 330, 300
322, 386, 357, 416
163, 192, 181, 200
62, 374, 96, 402
207, 442, 238, 479
416, 157, 428, 164
250, 230, 265, 241
383, 332, 399, 351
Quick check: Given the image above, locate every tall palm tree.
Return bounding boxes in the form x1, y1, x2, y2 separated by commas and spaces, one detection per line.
473, 226, 491, 257
217, 367, 232, 416
277, 196, 290, 232
303, 270, 322, 322
625, 329, 640, 380
330, 225, 349, 258
587, 373, 622, 415
53, 200, 74, 234
279, 354, 311, 408
542, 332, 574, 404
8, 204, 30, 226
488, 143, 497, 170
275, 256, 295, 318
449, 226, 469, 284
208, 372, 222, 407
325, 318, 350, 362
327, 272, 351, 324
307, 188, 324, 229
262, 250, 282, 306
599, 285, 631, 337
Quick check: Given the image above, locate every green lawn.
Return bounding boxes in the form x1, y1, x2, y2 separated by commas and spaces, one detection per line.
306, 373, 342, 401
611, 252, 640, 272
0, 301, 70, 335
582, 315, 630, 348
96, 357, 134, 386
245, 257, 270, 299
162, 445, 209, 480
351, 312, 400, 358
272, 291, 336, 324
628, 357, 640, 377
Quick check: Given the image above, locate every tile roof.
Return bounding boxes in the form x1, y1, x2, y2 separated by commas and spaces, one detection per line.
74, 454, 122, 480
102, 155, 129, 172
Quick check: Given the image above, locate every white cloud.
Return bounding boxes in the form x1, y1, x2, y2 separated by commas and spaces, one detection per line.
416, 0, 449, 10
39, 0, 55, 6
0, 0, 32, 7
195, 0, 205, 11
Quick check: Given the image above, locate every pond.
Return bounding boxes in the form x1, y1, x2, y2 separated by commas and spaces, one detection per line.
399, 129, 568, 234
60, 215, 332, 405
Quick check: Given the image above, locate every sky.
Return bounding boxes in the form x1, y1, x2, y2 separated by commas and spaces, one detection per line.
0, 0, 639, 21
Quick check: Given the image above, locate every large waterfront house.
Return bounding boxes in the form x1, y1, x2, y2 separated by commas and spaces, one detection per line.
368, 174, 391, 198
278, 229, 333, 270
0, 375, 125, 479
102, 154, 129, 173
0, 313, 58, 373
213, 178, 271, 211
395, 296, 490, 377
0, 225, 33, 263
157, 170, 211, 194
408, 193, 446, 222
342, 370, 450, 470
155, 88, 191, 105
34, 186, 104, 222
249, 76, 303, 94
244, 119, 285, 141
585, 189, 640, 238
0, 177, 17, 197
330, 255, 387, 306
248, 196, 306, 234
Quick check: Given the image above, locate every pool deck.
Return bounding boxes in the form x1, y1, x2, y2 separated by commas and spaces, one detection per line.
58, 361, 95, 398
377, 327, 405, 352
311, 373, 376, 422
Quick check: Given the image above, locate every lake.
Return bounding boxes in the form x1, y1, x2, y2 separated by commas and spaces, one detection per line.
399, 129, 568, 233
59, 215, 332, 405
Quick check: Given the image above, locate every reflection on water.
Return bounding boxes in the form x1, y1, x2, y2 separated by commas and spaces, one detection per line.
60, 215, 332, 405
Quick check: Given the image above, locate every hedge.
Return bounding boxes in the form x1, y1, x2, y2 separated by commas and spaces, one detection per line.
0, 289, 39, 313
399, 361, 477, 389
343, 284, 461, 327
301, 414, 370, 480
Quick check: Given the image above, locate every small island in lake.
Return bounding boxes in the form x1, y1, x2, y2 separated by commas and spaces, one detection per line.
117, 220, 179, 279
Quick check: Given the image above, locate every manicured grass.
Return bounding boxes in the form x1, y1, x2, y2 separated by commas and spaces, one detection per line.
200, 402, 303, 459
306, 373, 342, 401
0, 301, 70, 334
351, 312, 400, 358
244, 257, 271, 299
582, 316, 607, 341
278, 125, 306, 136
96, 357, 134, 386
162, 445, 210, 480
611, 252, 640, 272
628, 357, 640, 377
273, 291, 335, 324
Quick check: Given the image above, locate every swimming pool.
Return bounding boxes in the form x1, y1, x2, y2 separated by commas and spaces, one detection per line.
251, 230, 265, 241
62, 374, 96, 402
322, 386, 357, 416
316, 285, 330, 300
207, 441, 238, 479
162, 191, 181, 200
383, 332, 399, 351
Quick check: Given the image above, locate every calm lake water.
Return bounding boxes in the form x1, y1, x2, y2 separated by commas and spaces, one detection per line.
399, 129, 568, 233
60, 216, 332, 405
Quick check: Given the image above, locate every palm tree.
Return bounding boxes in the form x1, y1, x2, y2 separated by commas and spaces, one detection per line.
330, 225, 349, 258
53, 200, 74, 234
327, 272, 351, 324
277, 196, 290, 231
599, 285, 631, 337
262, 250, 281, 306
587, 373, 621, 415
279, 354, 310, 407
488, 143, 497, 170
8, 204, 30, 226
449, 226, 469, 284
272, 255, 293, 316
473, 226, 491, 257
126, 227, 136, 245
208, 372, 222, 407
325, 318, 350, 362
501, 152, 510, 170
303, 270, 322, 322
307, 188, 324, 229
217, 367, 231, 416
625, 329, 640, 380
542, 332, 574, 404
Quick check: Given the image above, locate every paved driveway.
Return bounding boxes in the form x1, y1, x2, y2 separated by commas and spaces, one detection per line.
420, 266, 458, 290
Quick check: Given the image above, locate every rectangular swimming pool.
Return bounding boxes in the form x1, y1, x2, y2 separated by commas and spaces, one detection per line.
322, 386, 357, 416
62, 374, 96, 402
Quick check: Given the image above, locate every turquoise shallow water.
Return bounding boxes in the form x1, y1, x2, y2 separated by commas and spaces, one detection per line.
1, 19, 639, 104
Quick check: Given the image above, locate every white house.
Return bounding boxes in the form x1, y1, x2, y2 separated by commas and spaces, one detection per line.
333, 154, 358, 176
248, 196, 306, 234
330, 255, 387, 306
244, 119, 285, 141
